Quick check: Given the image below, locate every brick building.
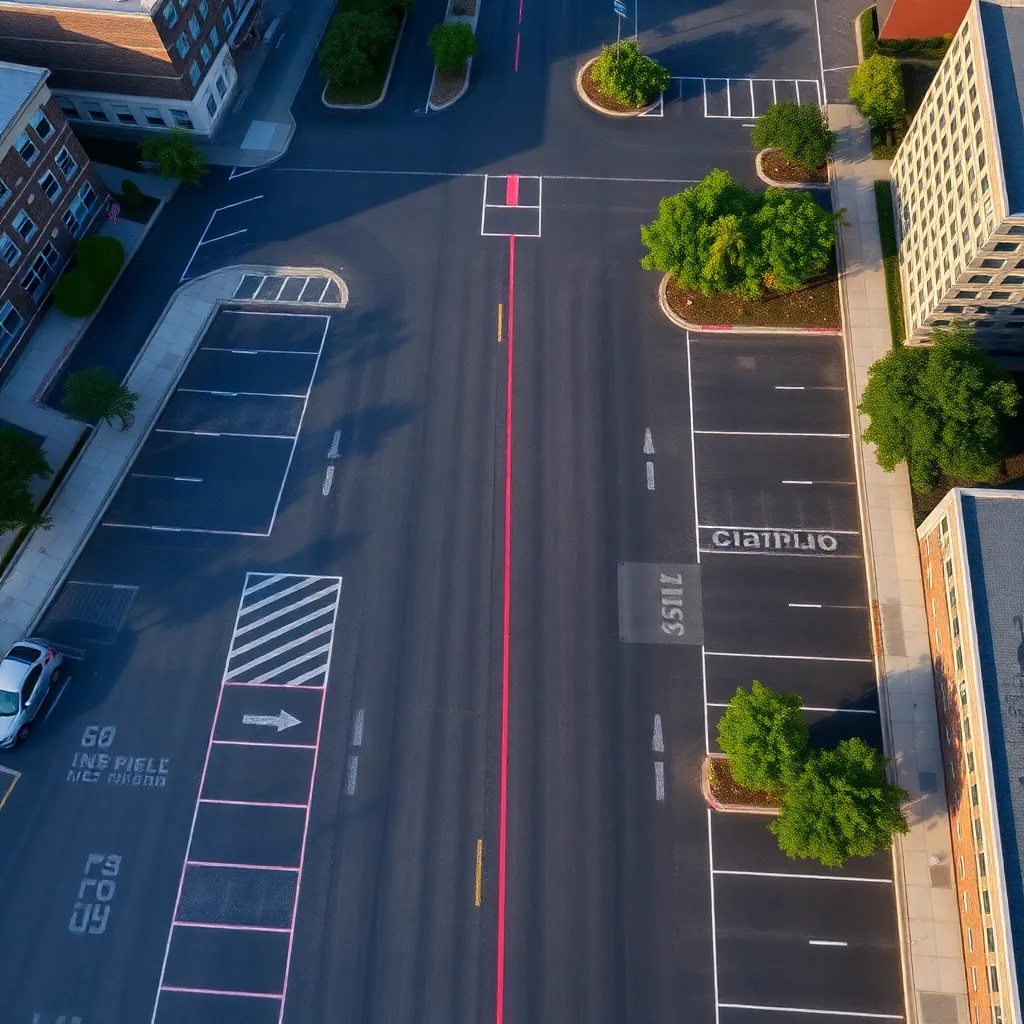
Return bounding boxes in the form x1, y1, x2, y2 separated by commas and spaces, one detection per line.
0, 0, 261, 138
0, 60, 107, 374
918, 488, 1024, 1024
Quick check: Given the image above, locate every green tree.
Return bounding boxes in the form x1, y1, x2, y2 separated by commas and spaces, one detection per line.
640, 169, 764, 298
62, 368, 140, 428
717, 680, 808, 793
590, 39, 671, 107
756, 188, 835, 292
769, 738, 909, 868
750, 101, 837, 170
859, 325, 1020, 492
428, 21, 478, 72
849, 54, 905, 128
139, 127, 207, 186
337, 7, 397, 60
0, 429, 52, 533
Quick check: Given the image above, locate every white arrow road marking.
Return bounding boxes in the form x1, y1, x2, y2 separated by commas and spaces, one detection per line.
242, 710, 301, 732
643, 427, 656, 455
328, 430, 341, 460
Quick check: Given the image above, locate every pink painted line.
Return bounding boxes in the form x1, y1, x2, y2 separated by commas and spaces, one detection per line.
222, 680, 326, 690
277, 684, 329, 1024
211, 739, 317, 750
495, 233, 515, 1024
199, 797, 308, 810
505, 174, 519, 206
186, 859, 299, 872
173, 919, 291, 934
518, 0, 523, 21
514, 32, 520, 72
160, 985, 283, 1000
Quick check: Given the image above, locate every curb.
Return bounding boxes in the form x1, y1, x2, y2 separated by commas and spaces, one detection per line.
32, 184, 180, 406
231, 263, 350, 307
575, 57, 661, 118
427, 56, 473, 111
701, 755, 780, 816
657, 273, 842, 335
755, 148, 831, 191
321, 12, 407, 110
855, 6, 872, 64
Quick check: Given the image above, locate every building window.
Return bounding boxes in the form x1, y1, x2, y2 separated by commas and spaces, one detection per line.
37, 170, 61, 202
176, 34, 190, 58
981, 259, 1004, 269
0, 234, 21, 267
164, 0, 179, 26
206, 93, 217, 117
215, 74, 228, 98
29, 110, 53, 142
189, 61, 201, 86
210, 25, 220, 48
946, 305, 964, 313
967, 924, 973, 948
979, 851, 987, 875
15, 133, 37, 165
0, 301, 25, 355
972, 967, 978, 992
110, 104, 136, 125
0, 178, 9, 208
12, 210, 36, 243
990, 291, 1011, 300
188, 14, 201, 39
199, 0, 208, 16
223, 6, 234, 28
141, 106, 166, 126
987, 927, 996, 952
62, 182, 97, 237
1004, 276, 1024, 285
971, 783, 979, 806
969, 274, 992, 284
982, 889, 991, 914
989, 967, 999, 993
54, 146, 77, 181
961, 856, 966, 878
957, 291, 979, 299
170, 108, 195, 129
995, 242, 1019, 252
200, 41, 212, 65
967, 749, 974, 771
19, 241, 62, 302
964, 716, 971, 739
56, 95, 77, 117
82, 100, 108, 122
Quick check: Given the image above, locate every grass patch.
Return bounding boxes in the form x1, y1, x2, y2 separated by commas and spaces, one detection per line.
111, 191, 160, 224
323, 18, 400, 105
666, 264, 841, 330
873, 180, 906, 346
707, 757, 781, 810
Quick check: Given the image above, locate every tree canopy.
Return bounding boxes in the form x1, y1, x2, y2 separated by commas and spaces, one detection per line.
640, 169, 835, 298
849, 54, 905, 127
139, 127, 207, 186
769, 738, 909, 868
62, 368, 140, 427
717, 680, 808, 793
427, 21, 478, 72
0, 429, 52, 533
591, 39, 671, 107
859, 325, 1020, 492
751, 101, 837, 170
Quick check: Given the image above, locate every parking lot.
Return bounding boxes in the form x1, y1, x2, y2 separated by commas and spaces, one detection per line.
686, 333, 904, 1021
102, 309, 329, 537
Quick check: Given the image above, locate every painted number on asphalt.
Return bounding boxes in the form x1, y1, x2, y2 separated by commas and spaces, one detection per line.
68, 853, 121, 935
660, 574, 685, 637
80, 725, 116, 748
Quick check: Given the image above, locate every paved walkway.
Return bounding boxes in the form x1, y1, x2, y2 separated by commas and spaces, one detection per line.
829, 103, 969, 1024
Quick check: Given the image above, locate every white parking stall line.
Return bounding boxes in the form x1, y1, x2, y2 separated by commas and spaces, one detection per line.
201, 347, 321, 355
345, 754, 359, 795
180, 195, 264, 282
676, 77, 822, 119
713, 869, 891, 882
706, 651, 873, 664
694, 430, 850, 438
706, 702, 878, 715
809, 940, 848, 946
789, 602, 822, 608
178, 388, 308, 399
708, 808, 721, 1024
154, 428, 297, 440
719, 1005, 901, 1020
131, 473, 203, 483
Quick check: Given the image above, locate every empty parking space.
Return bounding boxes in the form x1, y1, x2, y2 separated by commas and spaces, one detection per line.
678, 77, 822, 119
102, 309, 328, 536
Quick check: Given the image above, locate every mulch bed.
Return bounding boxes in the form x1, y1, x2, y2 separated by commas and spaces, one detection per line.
449, 0, 475, 13
430, 64, 468, 106
666, 269, 841, 330
580, 61, 651, 113
707, 757, 781, 810
761, 149, 827, 185
112, 191, 160, 224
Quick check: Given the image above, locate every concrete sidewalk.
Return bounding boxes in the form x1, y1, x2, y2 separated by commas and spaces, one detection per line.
829, 103, 969, 1024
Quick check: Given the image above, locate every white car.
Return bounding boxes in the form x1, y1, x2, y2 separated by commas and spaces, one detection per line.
0, 638, 64, 748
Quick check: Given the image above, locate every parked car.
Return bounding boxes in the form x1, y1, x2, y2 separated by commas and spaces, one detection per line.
0, 639, 64, 748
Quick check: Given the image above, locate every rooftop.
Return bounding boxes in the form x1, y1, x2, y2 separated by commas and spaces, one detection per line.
0, 0, 160, 15
0, 61, 46, 138
959, 489, 1024, 1000
981, 0, 1024, 214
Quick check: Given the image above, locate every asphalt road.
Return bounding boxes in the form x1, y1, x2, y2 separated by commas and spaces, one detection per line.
0, 0, 904, 1021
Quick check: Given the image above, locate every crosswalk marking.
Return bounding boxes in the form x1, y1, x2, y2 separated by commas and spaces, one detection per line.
225, 572, 343, 688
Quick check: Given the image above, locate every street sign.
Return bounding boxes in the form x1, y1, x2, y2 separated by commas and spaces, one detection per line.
613, 0, 627, 16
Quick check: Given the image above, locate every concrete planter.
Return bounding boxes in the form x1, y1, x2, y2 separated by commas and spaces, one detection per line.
322, 13, 407, 110
702, 754, 781, 816
755, 148, 831, 190
575, 57, 661, 117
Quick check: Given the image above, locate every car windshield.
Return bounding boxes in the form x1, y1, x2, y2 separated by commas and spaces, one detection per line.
0, 690, 18, 716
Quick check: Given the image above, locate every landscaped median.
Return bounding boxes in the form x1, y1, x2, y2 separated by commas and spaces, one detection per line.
576, 40, 669, 116
427, 16, 478, 109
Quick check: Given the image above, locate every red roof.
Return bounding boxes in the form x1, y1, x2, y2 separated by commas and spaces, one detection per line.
878, 0, 968, 39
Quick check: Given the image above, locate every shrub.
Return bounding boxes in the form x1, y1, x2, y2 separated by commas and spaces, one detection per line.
62, 367, 139, 426
53, 268, 102, 318
120, 178, 145, 211
750, 101, 836, 170
428, 21, 477, 72
769, 738, 909, 868
0, 428, 52, 532
319, 0, 402, 86
859, 325, 1020, 492
590, 39, 670, 107
718, 681, 808, 793
859, 6, 878, 59
640, 169, 835, 299
76, 235, 125, 292
139, 127, 207, 186
849, 53, 905, 128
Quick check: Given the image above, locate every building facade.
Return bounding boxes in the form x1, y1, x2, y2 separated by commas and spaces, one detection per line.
918, 488, 1024, 1024
0, 0, 260, 138
877, 0, 970, 40
0, 60, 107, 375
890, 0, 1024, 350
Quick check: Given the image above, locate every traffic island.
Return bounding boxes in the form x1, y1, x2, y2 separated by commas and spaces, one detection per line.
576, 57, 661, 117
322, 14, 407, 109
659, 272, 842, 333
756, 148, 829, 189
427, 4, 479, 110
702, 754, 780, 815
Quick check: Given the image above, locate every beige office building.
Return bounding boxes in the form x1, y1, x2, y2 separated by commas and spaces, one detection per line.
890, 0, 1024, 349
